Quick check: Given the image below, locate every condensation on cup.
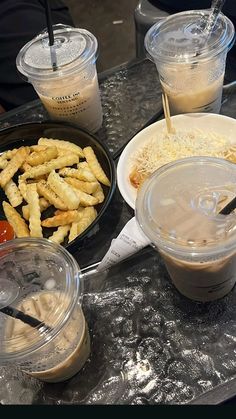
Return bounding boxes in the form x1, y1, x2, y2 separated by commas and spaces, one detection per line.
145, 10, 235, 115
0, 238, 90, 383
136, 157, 236, 302
16, 24, 103, 133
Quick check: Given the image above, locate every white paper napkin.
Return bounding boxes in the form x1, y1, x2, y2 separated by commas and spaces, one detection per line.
97, 217, 151, 272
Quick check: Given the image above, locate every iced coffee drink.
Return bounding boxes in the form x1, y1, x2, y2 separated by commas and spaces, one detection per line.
37, 74, 102, 133
136, 157, 236, 301
0, 238, 90, 382
145, 10, 235, 114
160, 250, 236, 302
161, 72, 224, 114
16, 25, 103, 132
5, 291, 90, 382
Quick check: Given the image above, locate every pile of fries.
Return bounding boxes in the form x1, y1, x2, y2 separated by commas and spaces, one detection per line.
0, 137, 111, 245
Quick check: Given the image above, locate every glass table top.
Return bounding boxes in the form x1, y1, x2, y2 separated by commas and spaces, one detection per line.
1, 57, 236, 405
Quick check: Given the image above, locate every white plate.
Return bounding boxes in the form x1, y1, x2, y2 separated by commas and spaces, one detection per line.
117, 113, 236, 209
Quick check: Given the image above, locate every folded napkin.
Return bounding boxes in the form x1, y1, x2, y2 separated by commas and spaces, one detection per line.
97, 217, 151, 272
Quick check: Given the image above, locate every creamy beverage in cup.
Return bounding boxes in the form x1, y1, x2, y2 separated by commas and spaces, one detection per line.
136, 157, 236, 302
0, 238, 90, 383
16, 25, 103, 133
145, 10, 235, 114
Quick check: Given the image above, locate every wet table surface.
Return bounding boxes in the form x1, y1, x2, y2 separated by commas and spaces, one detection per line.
1, 57, 236, 405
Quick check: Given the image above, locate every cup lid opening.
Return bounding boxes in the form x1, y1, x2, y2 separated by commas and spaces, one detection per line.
16, 25, 98, 81
145, 10, 235, 64
0, 238, 81, 361
136, 157, 236, 259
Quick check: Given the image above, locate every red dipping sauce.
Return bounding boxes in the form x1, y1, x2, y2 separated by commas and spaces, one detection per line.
0, 220, 14, 243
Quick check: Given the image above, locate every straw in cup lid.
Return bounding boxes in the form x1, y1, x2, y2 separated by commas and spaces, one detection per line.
145, 10, 235, 64
16, 24, 98, 81
136, 157, 236, 259
0, 238, 81, 361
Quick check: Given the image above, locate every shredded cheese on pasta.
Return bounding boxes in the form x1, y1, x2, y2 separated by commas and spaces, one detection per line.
132, 129, 235, 177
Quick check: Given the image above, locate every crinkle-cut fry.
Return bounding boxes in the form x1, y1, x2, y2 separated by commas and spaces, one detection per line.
78, 161, 89, 169
21, 153, 79, 179
4, 180, 23, 207
54, 209, 64, 216
26, 183, 43, 238
0, 147, 29, 188
48, 225, 70, 244
69, 222, 80, 242
64, 177, 99, 194
22, 197, 50, 220
0, 153, 8, 163
28, 175, 48, 182
77, 161, 98, 179
21, 205, 29, 221
37, 196, 50, 210
2, 201, 29, 237
2, 148, 18, 160
38, 137, 84, 158
71, 186, 98, 206
54, 207, 84, 216
30, 145, 47, 152
47, 170, 80, 210
37, 180, 68, 210
59, 167, 96, 182
92, 183, 105, 203
42, 210, 83, 227
77, 206, 97, 235
56, 148, 78, 158
21, 162, 32, 172
8, 147, 30, 161
83, 146, 111, 186
27, 146, 58, 166
0, 159, 8, 169
18, 176, 28, 202
0, 153, 8, 169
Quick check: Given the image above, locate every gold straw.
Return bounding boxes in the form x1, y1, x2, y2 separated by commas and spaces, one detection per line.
162, 93, 175, 134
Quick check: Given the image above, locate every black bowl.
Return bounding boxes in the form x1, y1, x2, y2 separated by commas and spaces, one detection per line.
0, 121, 116, 254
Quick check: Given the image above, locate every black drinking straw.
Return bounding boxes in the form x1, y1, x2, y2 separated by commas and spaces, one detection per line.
219, 197, 236, 215
44, 0, 57, 71
0, 305, 52, 332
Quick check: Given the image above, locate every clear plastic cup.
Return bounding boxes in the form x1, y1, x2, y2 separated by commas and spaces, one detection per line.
145, 10, 235, 115
136, 157, 236, 302
0, 238, 90, 383
16, 24, 103, 133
